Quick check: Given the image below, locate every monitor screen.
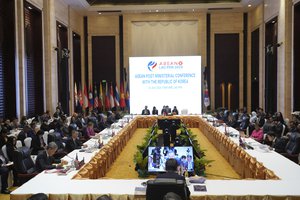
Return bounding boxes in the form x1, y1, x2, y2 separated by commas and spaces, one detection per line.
148, 146, 194, 172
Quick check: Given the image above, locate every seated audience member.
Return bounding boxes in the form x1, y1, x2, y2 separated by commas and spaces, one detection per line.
163, 192, 183, 200
157, 158, 190, 198
56, 102, 64, 116
161, 105, 167, 115
5, 136, 19, 186
53, 108, 63, 119
263, 114, 274, 134
291, 111, 300, 124
239, 114, 250, 132
27, 193, 48, 200
142, 106, 150, 115
0, 152, 11, 194
65, 130, 85, 153
40, 110, 51, 123
166, 105, 172, 114
35, 142, 66, 172
273, 112, 288, 137
11, 118, 20, 129
96, 195, 112, 200
152, 106, 159, 115
31, 129, 46, 155
106, 111, 116, 126
6, 136, 17, 161
0, 127, 9, 148
172, 106, 179, 115
284, 127, 300, 155
86, 122, 97, 138
250, 120, 264, 143
19, 116, 28, 128
112, 107, 122, 120
266, 131, 288, 153
227, 112, 239, 128
3, 119, 12, 131
250, 111, 257, 124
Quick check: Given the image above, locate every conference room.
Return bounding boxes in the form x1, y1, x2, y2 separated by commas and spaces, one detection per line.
1, 0, 300, 199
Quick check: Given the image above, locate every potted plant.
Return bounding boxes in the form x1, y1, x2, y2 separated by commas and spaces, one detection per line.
194, 157, 214, 176
133, 151, 149, 178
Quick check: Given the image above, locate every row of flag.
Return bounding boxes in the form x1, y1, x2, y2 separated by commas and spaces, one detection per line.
74, 81, 130, 111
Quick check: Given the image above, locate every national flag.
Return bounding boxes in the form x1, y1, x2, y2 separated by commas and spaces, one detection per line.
88, 84, 93, 109
125, 81, 130, 109
78, 83, 83, 106
119, 81, 126, 108
94, 84, 99, 108
204, 80, 210, 107
114, 83, 120, 107
105, 82, 110, 109
83, 84, 89, 110
99, 82, 103, 108
74, 82, 78, 106
110, 83, 115, 108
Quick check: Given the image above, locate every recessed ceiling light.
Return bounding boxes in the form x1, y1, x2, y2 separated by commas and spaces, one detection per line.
248, 4, 252, 7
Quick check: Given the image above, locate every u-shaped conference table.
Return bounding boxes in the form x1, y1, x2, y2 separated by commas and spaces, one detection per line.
10, 115, 300, 200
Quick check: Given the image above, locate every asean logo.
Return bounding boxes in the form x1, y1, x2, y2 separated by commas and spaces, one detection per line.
147, 61, 157, 71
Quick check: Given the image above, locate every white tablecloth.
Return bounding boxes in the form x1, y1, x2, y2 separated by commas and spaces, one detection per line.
11, 115, 300, 198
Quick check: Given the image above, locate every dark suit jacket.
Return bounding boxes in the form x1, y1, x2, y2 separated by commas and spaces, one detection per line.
65, 138, 82, 153
35, 151, 56, 172
152, 109, 158, 115
142, 109, 150, 115
157, 171, 190, 197
31, 134, 45, 155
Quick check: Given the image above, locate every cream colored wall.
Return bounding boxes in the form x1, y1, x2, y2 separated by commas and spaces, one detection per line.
69, 9, 84, 114
210, 12, 244, 110
123, 13, 206, 70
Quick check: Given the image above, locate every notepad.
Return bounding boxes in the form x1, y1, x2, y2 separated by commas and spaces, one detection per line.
194, 185, 207, 192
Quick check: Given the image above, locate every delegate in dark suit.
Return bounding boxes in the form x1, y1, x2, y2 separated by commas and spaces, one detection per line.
35, 142, 60, 172
156, 158, 190, 197
0, 155, 10, 193
65, 137, 82, 153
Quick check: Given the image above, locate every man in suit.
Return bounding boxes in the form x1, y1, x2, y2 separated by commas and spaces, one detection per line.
65, 129, 86, 153
0, 153, 10, 194
35, 142, 65, 172
157, 158, 190, 197
31, 129, 46, 155
142, 106, 150, 115
152, 106, 158, 115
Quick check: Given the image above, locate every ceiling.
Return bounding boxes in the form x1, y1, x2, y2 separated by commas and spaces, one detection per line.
86, 0, 241, 6
64, 0, 263, 15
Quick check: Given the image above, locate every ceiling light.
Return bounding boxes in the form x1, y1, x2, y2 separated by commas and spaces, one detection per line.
156, 9, 158, 12
248, 4, 252, 7
28, 6, 32, 10
98, 12, 102, 15
58, 24, 62, 28
192, 9, 195, 12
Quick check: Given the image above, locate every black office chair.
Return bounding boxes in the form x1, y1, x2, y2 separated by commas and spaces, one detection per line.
146, 178, 188, 200
12, 146, 39, 185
